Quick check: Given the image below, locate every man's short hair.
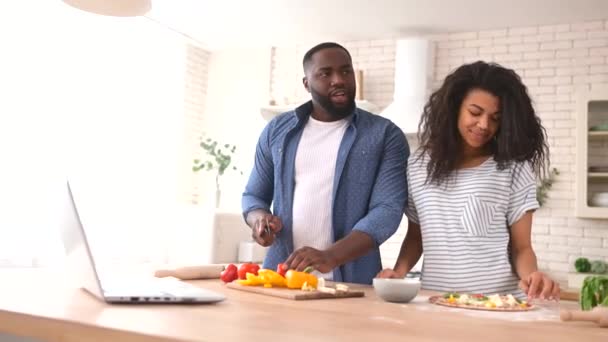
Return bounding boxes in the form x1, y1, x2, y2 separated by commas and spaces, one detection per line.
302, 42, 352, 72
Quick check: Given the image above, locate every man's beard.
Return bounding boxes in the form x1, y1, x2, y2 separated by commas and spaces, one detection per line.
310, 87, 356, 120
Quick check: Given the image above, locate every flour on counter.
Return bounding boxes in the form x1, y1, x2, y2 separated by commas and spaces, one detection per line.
401, 295, 562, 322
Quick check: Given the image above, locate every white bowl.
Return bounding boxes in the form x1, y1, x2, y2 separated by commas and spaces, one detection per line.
590, 193, 608, 207
373, 278, 421, 303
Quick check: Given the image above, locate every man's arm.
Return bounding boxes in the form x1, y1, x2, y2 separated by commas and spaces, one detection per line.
242, 123, 275, 221
351, 123, 409, 247
286, 124, 409, 271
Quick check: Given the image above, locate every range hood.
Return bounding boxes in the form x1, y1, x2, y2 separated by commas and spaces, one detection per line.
380, 39, 435, 134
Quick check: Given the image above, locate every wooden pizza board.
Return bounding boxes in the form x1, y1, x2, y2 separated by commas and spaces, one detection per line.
226, 282, 365, 300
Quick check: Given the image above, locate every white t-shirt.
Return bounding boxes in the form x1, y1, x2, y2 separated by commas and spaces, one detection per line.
406, 152, 539, 297
292, 115, 349, 280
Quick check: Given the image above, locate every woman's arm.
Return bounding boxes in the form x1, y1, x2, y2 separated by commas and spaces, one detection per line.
510, 211, 538, 279
511, 211, 560, 300
377, 220, 423, 278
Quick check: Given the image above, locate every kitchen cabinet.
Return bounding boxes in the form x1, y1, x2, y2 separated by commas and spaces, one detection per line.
575, 87, 608, 218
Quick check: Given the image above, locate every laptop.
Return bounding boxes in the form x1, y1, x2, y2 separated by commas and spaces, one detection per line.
60, 181, 225, 304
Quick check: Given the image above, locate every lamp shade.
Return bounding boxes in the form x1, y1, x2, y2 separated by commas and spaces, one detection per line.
62, 0, 151, 17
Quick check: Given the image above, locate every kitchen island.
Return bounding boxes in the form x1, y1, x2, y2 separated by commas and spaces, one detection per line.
0, 269, 605, 342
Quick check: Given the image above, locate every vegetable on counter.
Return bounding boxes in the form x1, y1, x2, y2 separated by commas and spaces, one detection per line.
575, 257, 591, 273
580, 275, 608, 311
238, 263, 260, 280
276, 263, 289, 277
237, 269, 286, 287
220, 264, 238, 283
285, 267, 318, 289
590, 260, 608, 274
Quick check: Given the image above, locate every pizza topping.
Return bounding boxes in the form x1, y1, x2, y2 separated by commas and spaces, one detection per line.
434, 292, 531, 310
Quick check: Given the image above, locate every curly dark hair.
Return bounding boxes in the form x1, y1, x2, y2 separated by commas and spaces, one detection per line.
417, 61, 549, 185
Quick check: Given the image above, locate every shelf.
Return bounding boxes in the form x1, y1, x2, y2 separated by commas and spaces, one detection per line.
589, 131, 608, 138
588, 172, 608, 178
575, 88, 608, 218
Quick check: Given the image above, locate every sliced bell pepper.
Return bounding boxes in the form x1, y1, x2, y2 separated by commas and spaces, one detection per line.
257, 269, 287, 287
285, 269, 318, 289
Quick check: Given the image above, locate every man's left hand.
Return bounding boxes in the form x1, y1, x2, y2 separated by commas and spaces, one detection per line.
285, 247, 337, 273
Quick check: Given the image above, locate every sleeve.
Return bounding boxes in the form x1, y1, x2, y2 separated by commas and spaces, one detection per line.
241, 122, 275, 220
352, 123, 410, 245
404, 158, 419, 224
507, 162, 539, 226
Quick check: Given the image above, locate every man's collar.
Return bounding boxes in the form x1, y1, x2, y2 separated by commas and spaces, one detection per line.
294, 100, 359, 124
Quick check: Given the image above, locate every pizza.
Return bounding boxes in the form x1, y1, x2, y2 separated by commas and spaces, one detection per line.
428, 293, 535, 311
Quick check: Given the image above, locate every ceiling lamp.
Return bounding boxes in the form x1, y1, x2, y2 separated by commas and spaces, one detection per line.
62, 0, 151, 17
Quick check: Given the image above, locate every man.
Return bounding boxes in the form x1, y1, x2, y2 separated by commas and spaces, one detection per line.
241, 42, 409, 284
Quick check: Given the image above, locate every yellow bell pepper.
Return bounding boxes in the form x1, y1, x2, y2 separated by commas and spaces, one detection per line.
237, 272, 264, 286
285, 269, 318, 289
237, 269, 287, 287
257, 269, 287, 287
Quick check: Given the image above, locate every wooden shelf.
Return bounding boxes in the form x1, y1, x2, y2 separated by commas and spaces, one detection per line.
588, 172, 608, 178
588, 131, 608, 138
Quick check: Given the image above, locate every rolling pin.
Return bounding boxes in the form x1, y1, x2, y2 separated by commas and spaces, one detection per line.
154, 264, 225, 280
560, 307, 608, 327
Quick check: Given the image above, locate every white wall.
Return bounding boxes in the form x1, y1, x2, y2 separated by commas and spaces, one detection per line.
192, 48, 272, 211
0, 1, 216, 267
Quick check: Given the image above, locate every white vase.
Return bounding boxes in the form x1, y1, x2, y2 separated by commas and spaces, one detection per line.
215, 187, 221, 209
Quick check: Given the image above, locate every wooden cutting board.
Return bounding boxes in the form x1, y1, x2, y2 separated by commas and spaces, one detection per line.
226, 282, 365, 300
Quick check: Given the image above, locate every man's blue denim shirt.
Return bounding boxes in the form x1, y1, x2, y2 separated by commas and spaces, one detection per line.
242, 101, 409, 284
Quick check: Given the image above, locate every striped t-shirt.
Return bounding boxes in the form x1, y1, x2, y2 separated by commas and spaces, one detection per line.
406, 152, 539, 296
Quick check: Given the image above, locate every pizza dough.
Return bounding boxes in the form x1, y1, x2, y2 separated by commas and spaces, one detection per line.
429, 293, 535, 312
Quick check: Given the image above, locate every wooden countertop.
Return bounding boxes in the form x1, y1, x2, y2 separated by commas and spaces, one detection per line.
0, 269, 605, 342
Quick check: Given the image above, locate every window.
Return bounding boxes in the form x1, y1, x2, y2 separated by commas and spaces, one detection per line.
0, 1, 204, 268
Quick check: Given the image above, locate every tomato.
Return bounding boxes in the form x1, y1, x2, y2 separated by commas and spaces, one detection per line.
220, 264, 238, 283
276, 263, 289, 277
238, 263, 260, 280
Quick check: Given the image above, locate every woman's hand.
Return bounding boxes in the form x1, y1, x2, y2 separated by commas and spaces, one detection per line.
519, 271, 560, 300
375, 268, 404, 279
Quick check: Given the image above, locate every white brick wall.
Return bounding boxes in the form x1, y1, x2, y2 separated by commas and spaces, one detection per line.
183, 44, 211, 204
272, 40, 397, 109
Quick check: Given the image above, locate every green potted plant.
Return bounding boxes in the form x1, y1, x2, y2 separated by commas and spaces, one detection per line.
569, 257, 608, 291
192, 134, 242, 208
536, 167, 559, 207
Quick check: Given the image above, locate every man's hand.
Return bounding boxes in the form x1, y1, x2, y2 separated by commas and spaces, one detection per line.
519, 271, 560, 300
285, 247, 337, 273
375, 269, 404, 279
251, 214, 283, 247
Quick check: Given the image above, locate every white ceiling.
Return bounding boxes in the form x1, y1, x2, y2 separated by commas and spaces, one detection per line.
146, 0, 608, 49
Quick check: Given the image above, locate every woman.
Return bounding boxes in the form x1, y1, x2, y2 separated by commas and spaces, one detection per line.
378, 61, 560, 300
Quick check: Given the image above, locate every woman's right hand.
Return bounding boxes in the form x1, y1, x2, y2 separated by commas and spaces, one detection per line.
375, 268, 404, 279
